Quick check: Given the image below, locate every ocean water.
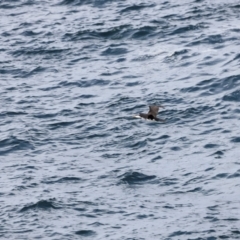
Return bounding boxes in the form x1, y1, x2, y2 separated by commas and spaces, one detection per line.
1, 0, 240, 239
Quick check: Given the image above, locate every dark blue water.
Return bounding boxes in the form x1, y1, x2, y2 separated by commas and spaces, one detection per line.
1, 0, 240, 239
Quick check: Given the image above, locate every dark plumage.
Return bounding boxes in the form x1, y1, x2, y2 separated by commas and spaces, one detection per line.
138, 105, 164, 121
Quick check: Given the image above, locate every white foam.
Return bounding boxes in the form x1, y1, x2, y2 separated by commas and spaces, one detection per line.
133, 115, 142, 119
133, 115, 158, 121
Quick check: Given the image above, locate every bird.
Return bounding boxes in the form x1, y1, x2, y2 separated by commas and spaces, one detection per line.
134, 105, 165, 122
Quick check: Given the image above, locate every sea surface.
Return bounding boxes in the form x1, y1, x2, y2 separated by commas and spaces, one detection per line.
1, 0, 240, 239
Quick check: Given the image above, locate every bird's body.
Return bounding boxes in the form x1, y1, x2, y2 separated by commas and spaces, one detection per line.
134, 105, 165, 122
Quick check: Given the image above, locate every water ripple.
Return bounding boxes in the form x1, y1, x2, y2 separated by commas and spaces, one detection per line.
118, 171, 156, 185
1, 0, 240, 239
